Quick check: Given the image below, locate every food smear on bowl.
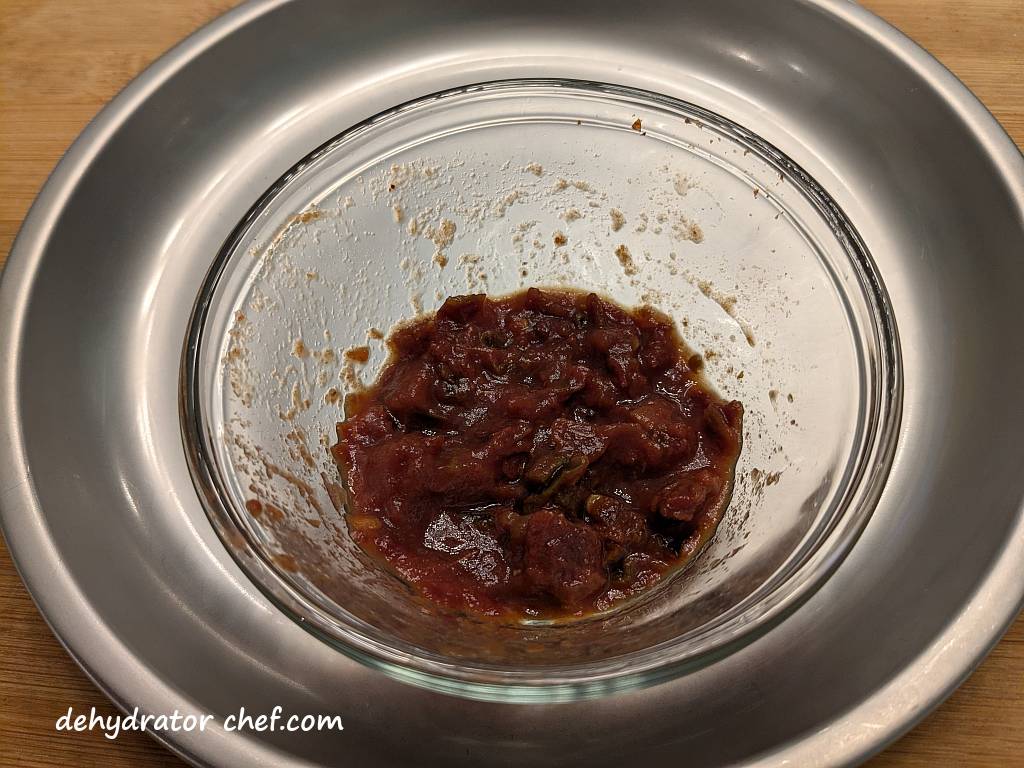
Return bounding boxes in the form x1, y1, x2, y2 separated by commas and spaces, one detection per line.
331, 288, 742, 618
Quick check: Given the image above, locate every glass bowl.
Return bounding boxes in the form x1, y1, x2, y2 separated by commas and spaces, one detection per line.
181, 80, 901, 702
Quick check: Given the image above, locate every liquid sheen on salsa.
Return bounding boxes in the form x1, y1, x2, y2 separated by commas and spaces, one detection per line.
332, 289, 743, 618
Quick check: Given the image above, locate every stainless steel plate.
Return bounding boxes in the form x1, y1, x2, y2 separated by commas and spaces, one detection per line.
2, 0, 1022, 765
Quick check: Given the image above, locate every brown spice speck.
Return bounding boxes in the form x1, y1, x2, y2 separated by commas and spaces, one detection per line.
693, 277, 754, 346
294, 210, 321, 224
673, 217, 704, 243
614, 244, 637, 276
368, 328, 385, 340
345, 346, 370, 364
292, 339, 307, 358
553, 231, 568, 247
434, 252, 449, 268
432, 218, 457, 249
610, 208, 625, 232
631, 118, 642, 132
324, 387, 341, 405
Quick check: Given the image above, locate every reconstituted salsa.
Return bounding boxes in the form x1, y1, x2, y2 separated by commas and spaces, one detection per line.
332, 289, 743, 618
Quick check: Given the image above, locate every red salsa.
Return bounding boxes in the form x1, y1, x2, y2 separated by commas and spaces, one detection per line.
332, 289, 742, 617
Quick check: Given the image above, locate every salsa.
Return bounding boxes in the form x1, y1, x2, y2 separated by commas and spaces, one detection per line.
332, 288, 743, 617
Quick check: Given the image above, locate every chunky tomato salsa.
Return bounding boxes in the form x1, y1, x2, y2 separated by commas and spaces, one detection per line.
332, 288, 742, 617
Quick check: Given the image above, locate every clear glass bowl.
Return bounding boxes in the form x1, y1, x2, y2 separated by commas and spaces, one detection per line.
182, 80, 901, 702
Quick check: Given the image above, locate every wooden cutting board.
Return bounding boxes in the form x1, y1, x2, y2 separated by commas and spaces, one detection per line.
1, 1, 1021, 765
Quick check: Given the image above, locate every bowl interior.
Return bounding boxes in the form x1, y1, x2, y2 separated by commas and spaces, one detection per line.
184, 80, 898, 700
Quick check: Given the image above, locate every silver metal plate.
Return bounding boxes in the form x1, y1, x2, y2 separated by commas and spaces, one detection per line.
1, 0, 1022, 765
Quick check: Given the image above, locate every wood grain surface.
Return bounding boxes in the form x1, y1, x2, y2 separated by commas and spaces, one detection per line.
0, 1, 1021, 766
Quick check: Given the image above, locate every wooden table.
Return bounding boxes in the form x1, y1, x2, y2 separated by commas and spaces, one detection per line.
0, 1, 1021, 765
